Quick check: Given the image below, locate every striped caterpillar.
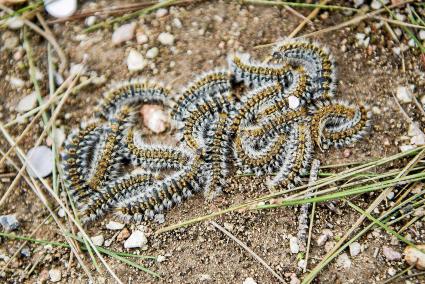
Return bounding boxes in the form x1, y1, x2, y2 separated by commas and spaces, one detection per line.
61, 39, 371, 224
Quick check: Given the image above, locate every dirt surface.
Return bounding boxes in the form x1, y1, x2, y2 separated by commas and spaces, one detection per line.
1, 1, 425, 283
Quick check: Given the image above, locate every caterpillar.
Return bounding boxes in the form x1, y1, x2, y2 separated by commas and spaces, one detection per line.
61, 39, 371, 224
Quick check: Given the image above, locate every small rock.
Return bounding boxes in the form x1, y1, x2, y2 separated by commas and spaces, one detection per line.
353, 0, 364, 7
317, 229, 333, 246
20, 246, 31, 258
199, 274, 212, 282
45, 0, 77, 18
2, 31, 19, 50
27, 146, 54, 178
58, 208, 66, 218
140, 105, 168, 133
289, 236, 299, 254
136, 31, 149, 44
372, 106, 381, 115
223, 222, 234, 232
69, 63, 84, 76
388, 267, 397, 276
172, 18, 182, 28
91, 235, 104, 246
9, 77, 25, 89
117, 228, 130, 242
408, 38, 416, 48
16, 92, 37, 113
371, 0, 382, 10
343, 149, 351, 158
112, 22, 136, 45
387, 191, 395, 200
158, 32, 175, 45
154, 214, 165, 224
156, 8, 168, 18
399, 145, 416, 152
0, 215, 19, 231
48, 269, 61, 282
290, 273, 300, 284
213, 15, 224, 23
124, 230, 147, 249
396, 86, 412, 103
349, 242, 361, 257
419, 30, 425, 41
85, 16, 96, 27
39, 269, 49, 283
106, 221, 125, 230
325, 241, 335, 253
157, 255, 166, 263
288, 95, 300, 110
404, 245, 425, 270
336, 253, 351, 269
146, 47, 159, 59
127, 49, 146, 72
7, 16, 24, 29
242, 277, 257, 284
382, 246, 402, 261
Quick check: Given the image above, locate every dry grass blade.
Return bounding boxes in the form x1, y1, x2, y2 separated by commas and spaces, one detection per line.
288, 0, 330, 39
210, 221, 285, 282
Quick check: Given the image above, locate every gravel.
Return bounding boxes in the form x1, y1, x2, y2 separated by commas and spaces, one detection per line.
336, 253, 352, 269
158, 32, 175, 45
349, 242, 361, 257
112, 22, 136, 45
127, 49, 146, 71
48, 269, 62, 282
146, 47, 159, 59
0, 214, 20, 232
124, 230, 147, 249
45, 0, 77, 18
26, 146, 54, 178
404, 245, 425, 270
396, 85, 413, 103
16, 92, 37, 113
106, 221, 125, 230
289, 235, 299, 254
382, 246, 402, 261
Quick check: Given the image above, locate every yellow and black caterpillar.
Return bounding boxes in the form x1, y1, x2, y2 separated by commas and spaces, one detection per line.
62, 40, 371, 224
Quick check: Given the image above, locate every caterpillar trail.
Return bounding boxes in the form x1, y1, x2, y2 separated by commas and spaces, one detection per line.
62, 39, 371, 224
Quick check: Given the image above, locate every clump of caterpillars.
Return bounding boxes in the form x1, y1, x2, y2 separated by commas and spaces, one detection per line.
62, 40, 371, 224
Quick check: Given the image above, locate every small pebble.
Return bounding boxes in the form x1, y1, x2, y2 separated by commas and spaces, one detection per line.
387, 191, 395, 200
106, 221, 125, 230
157, 255, 166, 263
404, 245, 425, 270
288, 95, 300, 110
317, 229, 333, 246
124, 230, 147, 249
290, 273, 300, 284
156, 8, 168, 18
117, 228, 130, 241
127, 49, 146, 72
336, 253, 351, 269
2, 32, 19, 50
85, 16, 96, 27
399, 145, 416, 152
154, 214, 165, 224
26, 146, 54, 178
20, 246, 31, 258
16, 92, 37, 113
242, 277, 257, 284
136, 32, 149, 44
370, 0, 382, 10
112, 22, 136, 45
396, 86, 412, 103
48, 269, 62, 282
353, 0, 364, 8
349, 242, 361, 257
140, 105, 168, 133
199, 274, 212, 282
45, 0, 77, 18
387, 267, 397, 276
343, 149, 351, 158
172, 18, 182, 28
0, 214, 20, 232
9, 77, 25, 89
7, 16, 24, 29
91, 235, 104, 246
419, 30, 425, 41
69, 63, 84, 76
158, 32, 175, 45
58, 208, 66, 218
382, 246, 402, 261
146, 47, 159, 59
289, 236, 299, 254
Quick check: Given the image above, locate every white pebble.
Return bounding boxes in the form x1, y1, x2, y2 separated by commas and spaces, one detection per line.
419, 30, 425, 41
124, 230, 147, 249
349, 242, 361, 257
85, 16, 96, 27
154, 214, 165, 224
353, 0, 364, 8
26, 146, 54, 178
141, 105, 168, 133
396, 86, 412, 103
70, 63, 84, 76
382, 246, 402, 261
127, 49, 146, 72
45, 0, 77, 18
112, 22, 136, 45
288, 95, 300, 110
16, 92, 37, 113
58, 208, 66, 218
136, 32, 149, 44
146, 47, 159, 59
388, 267, 397, 276
9, 77, 25, 89
91, 235, 104, 246
172, 18, 182, 28
157, 255, 166, 263
156, 8, 168, 18
7, 16, 24, 29
317, 229, 333, 246
106, 221, 125, 230
158, 32, 175, 45
336, 253, 351, 269
48, 269, 62, 282
242, 277, 257, 284
290, 273, 300, 284
404, 245, 425, 270
408, 38, 417, 48
399, 145, 416, 152
370, 0, 382, 10
289, 236, 299, 254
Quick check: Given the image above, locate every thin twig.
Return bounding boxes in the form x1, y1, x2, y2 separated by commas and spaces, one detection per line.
210, 221, 284, 283
288, 0, 329, 39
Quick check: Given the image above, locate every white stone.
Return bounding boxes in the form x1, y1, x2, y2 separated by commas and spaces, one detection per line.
16, 92, 37, 113
388, 267, 397, 276
353, 0, 364, 8
70, 63, 84, 76
290, 273, 300, 284
58, 208, 66, 218
382, 246, 402, 261
199, 274, 212, 282
399, 145, 416, 152
288, 95, 300, 110
317, 229, 333, 246
172, 18, 182, 28
336, 253, 351, 269
9, 77, 25, 89
404, 245, 425, 270
48, 269, 62, 282
124, 230, 147, 249
112, 22, 136, 45
91, 235, 104, 246
396, 86, 412, 103
371, 0, 382, 10
157, 255, 166, 263
141, 105, 168, 133
356, 33, 366, 41
85, 16, 96, 27
408, 38, 416, 48
7, 16, 24, 29
136, 33, 149, 44
419, 30, 425, 41
154, 214, 165, 224
156, 8, 168, 18
146, 47, 159, 59
242, 277, 257, 284
106, 221, 125, 230
0, 214, 19, 231
127, 50, 146, 72
45, 0, 77, 18
349, 242, 361, 257
158, 32, 175, 45
26, 146, 54, 178
289, 236, 299, 254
